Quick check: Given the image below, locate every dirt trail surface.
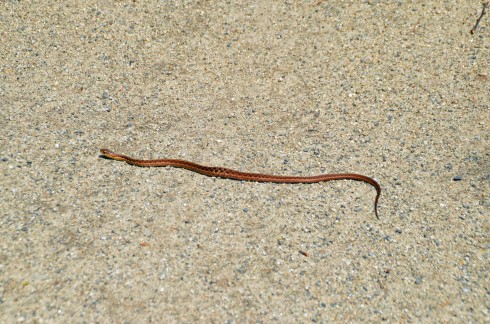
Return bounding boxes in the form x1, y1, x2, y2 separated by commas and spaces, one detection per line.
1, 1, 488, 322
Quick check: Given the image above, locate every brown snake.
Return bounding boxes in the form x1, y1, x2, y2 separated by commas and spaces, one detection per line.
100, 148, 381, 219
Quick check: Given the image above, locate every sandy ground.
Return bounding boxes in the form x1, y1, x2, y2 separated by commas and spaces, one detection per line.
1, 0, 488, 322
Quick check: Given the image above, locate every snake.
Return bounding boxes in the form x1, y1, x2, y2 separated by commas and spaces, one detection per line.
100, 148, 381, 219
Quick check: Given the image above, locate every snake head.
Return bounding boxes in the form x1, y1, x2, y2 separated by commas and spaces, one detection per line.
100, 148, 127, 161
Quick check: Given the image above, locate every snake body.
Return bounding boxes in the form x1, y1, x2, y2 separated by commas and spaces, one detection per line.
100, 148, 381, 218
